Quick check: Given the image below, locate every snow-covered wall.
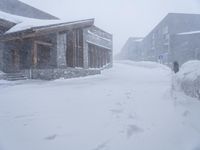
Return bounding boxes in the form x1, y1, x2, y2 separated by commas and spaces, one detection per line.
173, 60, 200, 99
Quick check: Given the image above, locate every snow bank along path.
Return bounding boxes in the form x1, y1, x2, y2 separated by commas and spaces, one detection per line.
0, 61, 200, 150
174, 60, 200, 99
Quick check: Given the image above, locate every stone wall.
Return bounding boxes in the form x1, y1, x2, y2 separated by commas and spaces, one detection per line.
22, 68, 101, 80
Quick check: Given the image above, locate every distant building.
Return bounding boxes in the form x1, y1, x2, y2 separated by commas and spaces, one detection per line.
116, 37, 143, 61
119, 13, 200, 65
171, 31, 200, 65
143, 13, 200, 65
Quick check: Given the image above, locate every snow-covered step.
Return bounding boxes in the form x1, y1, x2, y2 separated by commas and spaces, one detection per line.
5, 73, 28, 81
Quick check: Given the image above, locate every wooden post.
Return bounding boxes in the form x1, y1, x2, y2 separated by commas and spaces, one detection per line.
32, 42, 37, 67
56, 33, 67, 68
83, 28, 89, 69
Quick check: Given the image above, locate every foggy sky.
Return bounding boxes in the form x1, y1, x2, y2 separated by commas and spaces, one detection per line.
21, 0, 200, 54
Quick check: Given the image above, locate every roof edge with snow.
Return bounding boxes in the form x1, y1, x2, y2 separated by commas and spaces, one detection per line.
0, 18, 95, 40
177, 30, 200, 35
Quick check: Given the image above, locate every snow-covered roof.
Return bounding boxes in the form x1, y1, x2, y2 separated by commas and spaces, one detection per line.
0, 10, 27, 24
0, 10, 94, 34
177, 31, 200, 35
7, 19, 93, 34
129, 37, 144, 42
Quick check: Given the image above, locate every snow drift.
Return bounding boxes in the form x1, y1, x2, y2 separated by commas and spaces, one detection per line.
116, 60, 170, 70
173, 60, 200, 99
0, 71, 5, 80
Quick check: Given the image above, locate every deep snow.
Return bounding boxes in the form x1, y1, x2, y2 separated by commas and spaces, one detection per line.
0, 61, 200, 150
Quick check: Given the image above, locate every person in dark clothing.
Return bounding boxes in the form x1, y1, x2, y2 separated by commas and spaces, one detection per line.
173, 61, 179, 73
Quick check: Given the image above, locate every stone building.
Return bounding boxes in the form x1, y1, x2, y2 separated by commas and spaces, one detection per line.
0, 9, 112, 80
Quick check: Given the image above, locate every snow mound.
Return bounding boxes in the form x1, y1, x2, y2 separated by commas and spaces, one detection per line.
0, 71, 5, 80
177, 60, 200, 81
0, 70, 5, 76
174, 60, 200, 99
116, 60, 170, 70
0, 70, 4, 74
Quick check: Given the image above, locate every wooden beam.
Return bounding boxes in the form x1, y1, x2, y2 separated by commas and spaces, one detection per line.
35, 41, 52, 47
32, 42, 37, 66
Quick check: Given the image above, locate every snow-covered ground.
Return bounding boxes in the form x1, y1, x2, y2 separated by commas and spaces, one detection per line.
0, 61, 200, 150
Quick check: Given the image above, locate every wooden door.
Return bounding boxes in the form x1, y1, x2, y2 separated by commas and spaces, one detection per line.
11, 49, 20, 72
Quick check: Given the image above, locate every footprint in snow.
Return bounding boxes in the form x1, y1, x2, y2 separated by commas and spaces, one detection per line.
115, 102, 122, 106
126, 124, 143, 139
14, 114, 35, 119
182, 110, 190, 117
128, 113, 137, 120
110, 109, 123, 114
44, 134, 57, 141
125, 90, 134, 100
93, 140, 110, 150
110, 109, 124, 118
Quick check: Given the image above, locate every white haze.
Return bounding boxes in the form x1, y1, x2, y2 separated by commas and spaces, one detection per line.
20, 0, 200, 54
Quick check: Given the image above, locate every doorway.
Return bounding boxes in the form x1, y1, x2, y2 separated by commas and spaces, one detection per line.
11, 49, 20, 72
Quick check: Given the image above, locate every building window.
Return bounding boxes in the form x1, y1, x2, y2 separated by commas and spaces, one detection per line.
88, 43, 111, 68
163, 26, 169, 35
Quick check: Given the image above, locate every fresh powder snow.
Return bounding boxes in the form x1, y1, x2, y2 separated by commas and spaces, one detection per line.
0, 61, 200, 150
